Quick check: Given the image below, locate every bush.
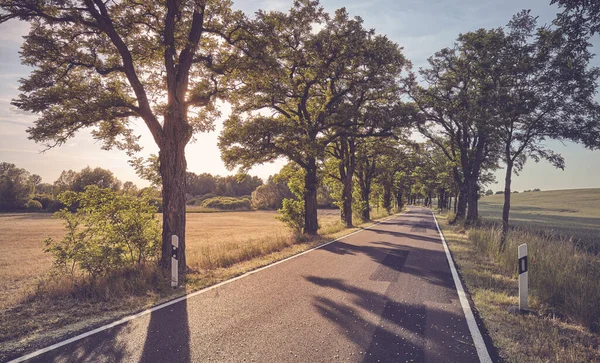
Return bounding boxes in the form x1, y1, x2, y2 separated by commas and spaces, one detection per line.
200, 196, 251, 211
47, 199, 66, 212
277, 198, 305, 233
44, 186, 161, 280
25, 199, 43, 211
33, 194, 55, 210
186, 198, 202, 206
199, 193, 217, 201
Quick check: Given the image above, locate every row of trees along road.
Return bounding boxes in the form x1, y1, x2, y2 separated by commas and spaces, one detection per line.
2, 0, 600, 279
409, 10, 600, 246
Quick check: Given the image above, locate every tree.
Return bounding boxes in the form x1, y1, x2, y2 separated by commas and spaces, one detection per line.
251, 176, 293, 210
485, 12, 600, 246
122, 181, 139, 195
72, 166, 121, 192
1, 0, 254, 276
0, 162, 33, 211
186, 172, 217, 196
552, 0, 600, 38
53, 169, 78, 195
408, 29, 502, 224
215, 174, 263, 197
327, 101, 412, 227
220, 2, 407, 234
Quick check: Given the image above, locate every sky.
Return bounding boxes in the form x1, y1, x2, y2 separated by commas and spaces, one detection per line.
0, 0, 599, 192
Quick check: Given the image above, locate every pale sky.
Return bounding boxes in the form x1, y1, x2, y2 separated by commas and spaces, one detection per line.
0, 0, 599, 191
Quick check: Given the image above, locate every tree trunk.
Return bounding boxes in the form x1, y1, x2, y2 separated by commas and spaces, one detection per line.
341, 170, 353, 228
361, 187, 370, 221
383, 184, 392, 213
159, 136, 188, 276
466, 177, 479, 225
304, 159, 319, 235
500, 159, 514, 249
456, 184, 467, 220
396, 191, 402, 212
453, 194, 457, 213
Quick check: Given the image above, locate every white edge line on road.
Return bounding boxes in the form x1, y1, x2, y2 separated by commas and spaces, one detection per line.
9, 214, 400, 363
431, 211, 493, 363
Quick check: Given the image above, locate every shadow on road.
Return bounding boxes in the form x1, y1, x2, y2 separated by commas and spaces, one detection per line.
140, 298, 191, 363
306, 276, 478, 362
26, 324, 132, 363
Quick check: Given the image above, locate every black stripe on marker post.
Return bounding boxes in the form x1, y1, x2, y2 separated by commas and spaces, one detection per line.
518, 256, 527, 274
172, 246, 178, 260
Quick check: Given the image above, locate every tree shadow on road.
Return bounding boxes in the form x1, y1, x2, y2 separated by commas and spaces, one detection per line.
140, 298, 191, 363
24, 324, 132, 363
306, 276, 479, 362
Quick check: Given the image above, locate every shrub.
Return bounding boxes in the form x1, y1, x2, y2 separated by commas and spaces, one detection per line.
277, 198, 305, 233
200, 196, 251, 211
198, 193, 217, 201
44, 186, 161, 280
25, 199, 43, 211
186, 198, 201, 206
47, 199, 66, 212
33, 194, 55, 210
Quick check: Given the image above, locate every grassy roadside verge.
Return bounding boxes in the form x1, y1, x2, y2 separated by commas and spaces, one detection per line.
436, 213, 600, 362
0, 211, 397, 361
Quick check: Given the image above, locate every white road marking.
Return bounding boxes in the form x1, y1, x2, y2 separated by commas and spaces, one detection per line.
431, 210, 493, 363
9, 214, 400, 363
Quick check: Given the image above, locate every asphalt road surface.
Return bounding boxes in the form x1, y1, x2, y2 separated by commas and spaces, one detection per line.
20, 207, 487, 363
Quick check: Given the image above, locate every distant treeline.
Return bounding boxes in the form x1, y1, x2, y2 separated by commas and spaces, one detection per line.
0, 162, 336, 213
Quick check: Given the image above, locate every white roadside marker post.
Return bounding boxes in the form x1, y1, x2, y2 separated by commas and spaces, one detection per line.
171, 235, 179, 288
518, 243, 528, 311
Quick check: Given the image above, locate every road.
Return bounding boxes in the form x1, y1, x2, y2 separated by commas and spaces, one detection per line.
16, 207, 489, 363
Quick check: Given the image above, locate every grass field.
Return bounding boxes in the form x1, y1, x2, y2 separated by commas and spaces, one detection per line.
479, 188, 600, 253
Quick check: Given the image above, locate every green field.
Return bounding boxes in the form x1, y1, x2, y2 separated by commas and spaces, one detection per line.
479, 188, 600, 253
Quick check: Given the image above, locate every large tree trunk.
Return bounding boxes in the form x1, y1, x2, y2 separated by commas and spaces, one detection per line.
159, 136, 188, 276
456, 184, 467, 220
361, 186, 370, 221
466, 177, 479, 225
383, 183, 392, 213
500, 159, 514, 249
341, 172, 353, 227
304, 159, 319, 235
339, 138, 356, 228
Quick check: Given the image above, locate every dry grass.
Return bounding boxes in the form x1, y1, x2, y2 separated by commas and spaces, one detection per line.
479, 188, 600, 253
437, 214, 600, 362
0, 208, 388, 360
0, 213, 62, 310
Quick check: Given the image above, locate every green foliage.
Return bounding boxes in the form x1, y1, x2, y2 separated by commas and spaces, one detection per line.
33, 194, 55, 210
71, 166, 121, 192
251, 178, 293, 210
25, 199, 43, 211
200, 196, 251, 211
44, 187, 161, 280
277, 198, 305, 234
273, 163, 308, 232
0, 162, 33, 211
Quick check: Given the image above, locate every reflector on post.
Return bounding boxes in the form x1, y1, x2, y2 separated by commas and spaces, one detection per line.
171, 235, 179, 288
518, 243, 528, 311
